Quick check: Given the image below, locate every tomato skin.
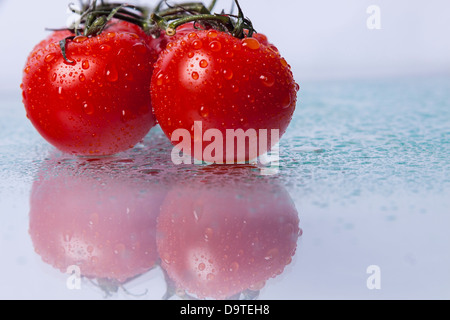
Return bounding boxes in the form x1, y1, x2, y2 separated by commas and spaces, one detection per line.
22, 25, 158, 156
151, 30, 298, 163
29, 154, 166, 283
156, 179, 301, 299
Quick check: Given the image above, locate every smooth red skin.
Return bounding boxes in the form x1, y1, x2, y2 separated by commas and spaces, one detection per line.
29, 159, 166, 283
151, 30, 298, 163
156, 181, 300, 299
22, 25, 158, 156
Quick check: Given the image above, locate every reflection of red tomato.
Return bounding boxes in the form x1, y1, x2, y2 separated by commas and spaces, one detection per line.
156, 180, 301, 299
29, 156, 166, 283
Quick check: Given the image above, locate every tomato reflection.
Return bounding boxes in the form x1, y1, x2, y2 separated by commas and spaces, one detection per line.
28, 153, 166, 291
157, 167, 301, 300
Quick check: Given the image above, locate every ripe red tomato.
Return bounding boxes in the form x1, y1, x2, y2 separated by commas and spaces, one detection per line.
29, 153, 166, 285
156, 176, 301, 299
22, 22, 159, 156
151, 30, 299, 163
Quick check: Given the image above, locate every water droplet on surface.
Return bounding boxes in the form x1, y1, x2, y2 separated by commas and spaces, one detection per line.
229, 262, 239, 272
198, 263, 206, 271
114, 243, 126, 255
199, 59, 208, 68
207, 273, 215, 281
192, 71, 199, 80
204, 227, 214, 241
264, 248, 279, 261
187, 51, 195, 58
79, 74, 86, 82
242, 38, 260, 50
52, 73, 57, 82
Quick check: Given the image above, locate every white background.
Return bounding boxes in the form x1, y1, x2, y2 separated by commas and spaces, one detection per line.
0, 0, 449, 95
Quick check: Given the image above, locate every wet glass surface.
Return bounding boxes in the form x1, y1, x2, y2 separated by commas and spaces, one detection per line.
1, 76, 450, 299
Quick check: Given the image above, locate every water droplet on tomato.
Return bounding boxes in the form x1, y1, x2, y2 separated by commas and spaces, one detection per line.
106, 32, 116, 38
199, 106, 209, 118
99, 44, 111, 52
199, 59, 208, 68
188, 32, 197, 38
260, 73, 275, 87
242, 38, 260, 50
79, 74, 86, 82
223, 69, 233, 80
156, 73, 164, 86
132, 43, 147, 54
24, 66, 30, 74
44, 53, 55, 63
207, 30, 218, 38
87, 245, 94, 253
83, 102, 94, 115
187, 51, 195, 58
105, 64, 118, 82
207, 273, 215, 281
281, 93, 292, 109
73, 36, 88, 43
209, 41, 222, 52
52, 73, 57, 82
280, 58, 288, 68
58, 87, 63, 95
192, 39, 203, 50
192, 71, 199, 80
295, 83, 300, 91
82, 60, 90, 70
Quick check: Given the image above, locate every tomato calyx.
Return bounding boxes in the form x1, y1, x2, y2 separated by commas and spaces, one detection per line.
153, 0, 255, 38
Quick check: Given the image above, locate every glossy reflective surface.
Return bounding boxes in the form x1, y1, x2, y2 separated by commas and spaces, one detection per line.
1, 77, 450, 299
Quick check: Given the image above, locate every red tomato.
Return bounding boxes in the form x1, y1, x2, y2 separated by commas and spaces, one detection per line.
151, 30, 299, 163
21, 22, 159, 156
156, 175, 301, 299
29, 153, 167, 285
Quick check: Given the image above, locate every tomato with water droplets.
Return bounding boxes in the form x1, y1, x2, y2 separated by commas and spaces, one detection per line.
151, 30, 299, 163
22, 21, 160, 156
